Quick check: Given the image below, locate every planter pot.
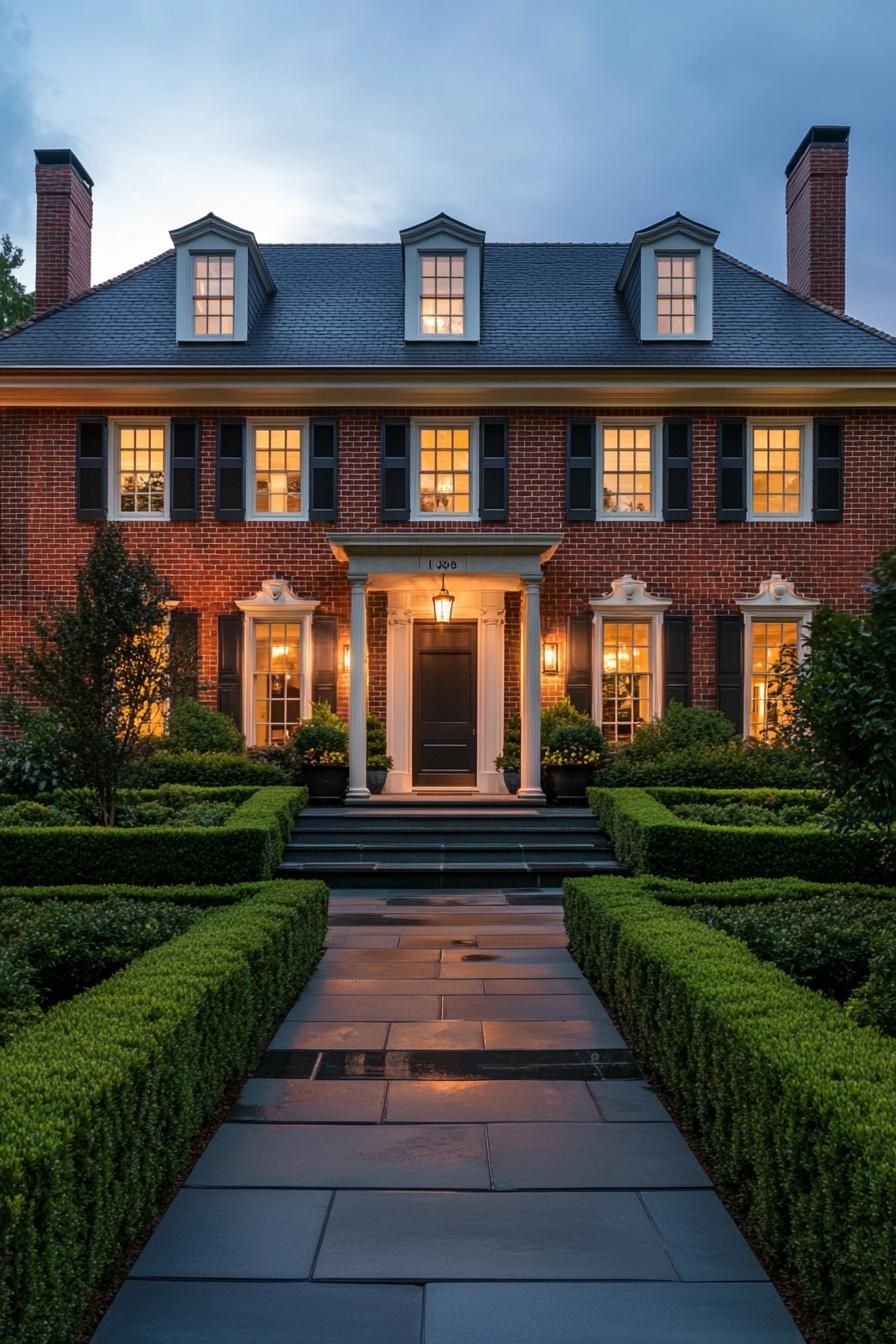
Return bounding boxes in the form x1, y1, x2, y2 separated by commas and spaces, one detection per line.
366, 767, 388, 795
544, 764, 594, 805
502, 769, 521, 795
303, 764, 348, 804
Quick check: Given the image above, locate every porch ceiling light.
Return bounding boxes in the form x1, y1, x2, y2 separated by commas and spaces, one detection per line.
433, 579, 455, 624
542, 640, 559, 675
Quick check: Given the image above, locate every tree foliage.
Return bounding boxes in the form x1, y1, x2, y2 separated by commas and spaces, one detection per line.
0, 233, 34, 328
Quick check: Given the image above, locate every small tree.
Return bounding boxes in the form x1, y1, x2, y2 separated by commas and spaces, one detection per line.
789, 551, 896, 860
0, 234, 34, 328
5, 525, 182, 825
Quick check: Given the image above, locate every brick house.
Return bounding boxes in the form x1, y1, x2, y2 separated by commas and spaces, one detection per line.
1, 126, 894, 800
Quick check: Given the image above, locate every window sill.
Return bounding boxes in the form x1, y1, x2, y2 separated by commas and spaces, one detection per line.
745, 515, 812, 524
110, 513, 170, 522
410, 513, 480, 524
246, 514, 310, 523
597, 512, 662, 523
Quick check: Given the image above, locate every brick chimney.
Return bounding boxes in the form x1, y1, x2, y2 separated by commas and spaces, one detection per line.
34, 148, 94, 312
785, 125, 850, 311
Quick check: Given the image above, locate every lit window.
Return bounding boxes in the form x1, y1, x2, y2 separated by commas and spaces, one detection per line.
254, 622, 302, 745
193, 254, 235, 336
253, 425, 302, 515
750, 620, 798, 740
657, 254, 696, 334
602, 621, 652, 742
117, 424, 166, 517
602, 426, 654, 515
420, 254, 464, 335
751, 427, 803, 516
419, 426, 471, 514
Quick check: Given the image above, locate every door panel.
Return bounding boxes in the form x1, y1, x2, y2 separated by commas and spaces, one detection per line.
413, 621, 477, 786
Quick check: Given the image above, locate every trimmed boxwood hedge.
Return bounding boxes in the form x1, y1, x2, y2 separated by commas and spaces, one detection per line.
0, 785, 308, 886
564, 875, 896, 1344
589, 786, 885, 882
0, 878, 328, 1344
122, 751, 289, 788
0, 882, 261, 906
624, 873, 896, 908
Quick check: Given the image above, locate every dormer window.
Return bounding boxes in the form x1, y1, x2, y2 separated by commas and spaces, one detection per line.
616, 214, 717, 342
170, 212, 275, 344
656, 254, 696, 335
400, 213, 484, 342
192, 254, 234, 335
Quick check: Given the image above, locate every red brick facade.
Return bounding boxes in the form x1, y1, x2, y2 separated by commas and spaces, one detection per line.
786, 130, 849, 312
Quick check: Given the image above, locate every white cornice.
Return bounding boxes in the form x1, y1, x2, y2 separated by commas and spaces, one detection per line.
590, 574, 672, 616
736, 573, 819, 612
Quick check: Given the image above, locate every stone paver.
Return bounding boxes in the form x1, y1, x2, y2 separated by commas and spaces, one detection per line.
93, 885, 804, 1344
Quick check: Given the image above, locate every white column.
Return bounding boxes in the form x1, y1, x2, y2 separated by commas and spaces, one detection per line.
385, 593, 413, 793
519, 578, 545, 802
478, 594, 506, 793
347, 575, 369, 799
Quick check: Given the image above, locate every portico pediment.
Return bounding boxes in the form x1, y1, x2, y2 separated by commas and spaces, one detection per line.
326, 531, 562, 585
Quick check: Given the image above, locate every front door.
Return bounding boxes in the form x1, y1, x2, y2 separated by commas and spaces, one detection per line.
413, 621, 477, 786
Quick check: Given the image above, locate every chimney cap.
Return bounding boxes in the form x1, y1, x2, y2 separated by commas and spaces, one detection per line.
785, 126, 850, 178
34, 148, 94, 193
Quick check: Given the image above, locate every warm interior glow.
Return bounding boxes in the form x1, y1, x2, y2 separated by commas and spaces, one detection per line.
602, 426, 653, 514
419, 426, 471, 514
601, 621, 651, 742
119, 424, 165, 515
254, 425, 301, 515
193, 253, 235, 335
254, 621, 301, 745
656, 254, 696, 334
752, 427, 802, 515
750, 620, 798, 739
420, 253, 464, 335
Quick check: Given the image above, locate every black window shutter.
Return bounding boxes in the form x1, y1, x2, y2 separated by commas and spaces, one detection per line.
479, 417, 509, 522
217, 613, 243, 728
716, 612, 744, 733
663, 615, 691, 708
717, 419, 747, 521
813, 417, 843, 522
663, 419, 692, 521
309, 418, 338, 521
381, 419, 410, 521
76, 417, 107, 521
565, 614, 593, 715
170, 419, 199, 521
169, 608, 198, 704
312, 613, 338, 711
566, 418, 596, 521
216, 419, 245, 521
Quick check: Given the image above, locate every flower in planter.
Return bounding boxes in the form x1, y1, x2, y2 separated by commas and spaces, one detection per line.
299, 747, 348, 767
542, 747, 601, 767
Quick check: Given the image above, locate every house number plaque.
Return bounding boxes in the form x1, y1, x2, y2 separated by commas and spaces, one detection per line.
420, 557, 466, 572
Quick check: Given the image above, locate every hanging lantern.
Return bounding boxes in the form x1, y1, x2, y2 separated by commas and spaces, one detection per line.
432, 579, 455, 624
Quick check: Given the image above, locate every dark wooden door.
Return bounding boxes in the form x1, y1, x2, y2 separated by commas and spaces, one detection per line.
413, 621, 477, 786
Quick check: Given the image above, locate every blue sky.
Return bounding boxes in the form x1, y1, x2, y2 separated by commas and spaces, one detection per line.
2, 0, 895, 330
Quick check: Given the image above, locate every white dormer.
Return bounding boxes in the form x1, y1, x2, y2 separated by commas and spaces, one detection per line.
616, 213, 718, 342
400, 213, 485, 343
170, 212, 276, 343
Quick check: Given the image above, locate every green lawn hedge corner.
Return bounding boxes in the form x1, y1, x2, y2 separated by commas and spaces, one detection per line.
0, 785, 308, 886
589, 785, 882, 882
0, 877, 328, 1344
563, 874, 896, 1344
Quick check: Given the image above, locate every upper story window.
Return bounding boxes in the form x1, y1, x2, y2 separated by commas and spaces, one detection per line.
400, 214, 484, 342
656, 254, 696, 335
110, 420, 169, 520
248, 421, 306, 518
193, 254, 235, 336
598, 421, 660, 519
748, 422, 810, 520
412, 419, 477, 520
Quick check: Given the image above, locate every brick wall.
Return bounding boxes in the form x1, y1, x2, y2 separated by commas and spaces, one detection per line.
2, 405, 893, 726
786, 138, 848, 311
34, 162, 93, 312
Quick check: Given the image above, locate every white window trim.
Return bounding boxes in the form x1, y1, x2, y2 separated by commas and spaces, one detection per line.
402, 228, 482, 342
174, 233, 249, 343
639, 232, 713, 342
596, 418, 662, 521
108, 417, 171, 522
746, 418, 812, 522
245, 417, 310, 522
235, 578, 320, 747
410, 417, 480, 523
736, 573, 819, 738
589, 576, 672, 735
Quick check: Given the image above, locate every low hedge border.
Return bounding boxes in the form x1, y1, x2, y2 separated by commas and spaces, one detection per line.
0, 877, 328, 1344
564, 875, 896, 1344
589, 786, 881, 882
122, 752, 289, 788
628, 874, 896, 907
0, 785, 308, 886
0, 882, 261, 906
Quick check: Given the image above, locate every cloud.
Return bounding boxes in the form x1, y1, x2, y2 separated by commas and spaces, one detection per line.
0, 4, 36, 257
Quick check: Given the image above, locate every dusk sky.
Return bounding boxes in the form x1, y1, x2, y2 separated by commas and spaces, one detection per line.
2, 0, 895, 331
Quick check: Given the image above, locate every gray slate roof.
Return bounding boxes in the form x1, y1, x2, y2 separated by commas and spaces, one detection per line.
1, 242, 895, 368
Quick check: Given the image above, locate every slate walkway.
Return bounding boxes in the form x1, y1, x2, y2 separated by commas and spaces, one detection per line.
94, 889, 805, 1344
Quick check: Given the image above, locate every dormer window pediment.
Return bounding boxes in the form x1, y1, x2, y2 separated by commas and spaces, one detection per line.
170, 212, 275, 344
616, 213, 718, 343
400, 213, 484, 343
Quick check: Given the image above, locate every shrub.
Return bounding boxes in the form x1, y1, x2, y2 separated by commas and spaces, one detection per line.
495, 712, 521, 771
0, 879, 328, 1344
123, 750, 288, 787
0, 706, 77, 795
541, 695, 593, 746
0, 785, 307, 886
589, 786, 885, 882
284, 703, 349, 772
564, 875, 896, 1344
671, 796, 825, 828
163, 698, 246, 754
541, 721, 603, 767
615, 700, 735, 756
0, 946, 40, 1044
846, 934, 896, 1037
366, 712, 393, 771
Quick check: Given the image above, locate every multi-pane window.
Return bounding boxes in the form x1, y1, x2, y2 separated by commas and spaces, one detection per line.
253, 622, 302, 745
657, 254, 696, 334
602, 426, 653, 514
602, 621, 652, 742
751, 427, 802, 516
419, 426, 471, 514
253, 425, 302, 515
118, 425, 166, 516
420, 254, 464, 335
192, 254, 234, 336
750, 620, 798, 739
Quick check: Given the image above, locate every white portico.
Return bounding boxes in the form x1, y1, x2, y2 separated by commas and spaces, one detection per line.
327, 533, 561, 800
